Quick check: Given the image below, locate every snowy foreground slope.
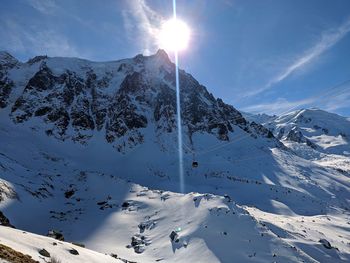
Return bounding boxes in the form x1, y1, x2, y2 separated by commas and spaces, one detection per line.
0, 226, 124, 263
0, 51, 349, 262
1, 145, 348, 263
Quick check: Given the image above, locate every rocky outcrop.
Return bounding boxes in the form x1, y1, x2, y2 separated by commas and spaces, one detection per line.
286, 128, 317, 149
128, 234, 151, 254
0, 211, 15, 228
0, 76, 14, 109
47, 230, 64, 241
0, 52, 18, 108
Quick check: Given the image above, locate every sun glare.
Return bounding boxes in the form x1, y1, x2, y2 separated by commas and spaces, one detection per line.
158, 18, 190, 52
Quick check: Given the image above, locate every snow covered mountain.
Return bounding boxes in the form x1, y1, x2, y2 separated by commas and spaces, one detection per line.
0, 50, 274, 148
0, 51, 349, 262
263, 108, 350, 154
247, 108, 350, 173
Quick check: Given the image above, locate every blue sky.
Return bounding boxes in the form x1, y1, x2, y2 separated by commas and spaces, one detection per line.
1, 0, 350, 116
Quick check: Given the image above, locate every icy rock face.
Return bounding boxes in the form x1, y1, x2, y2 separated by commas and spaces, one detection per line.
0, 51, 20, 69
0, 51, 19, 108
0, 211, 15, 228
1, 50, 277, 149
286, 128, 317, 149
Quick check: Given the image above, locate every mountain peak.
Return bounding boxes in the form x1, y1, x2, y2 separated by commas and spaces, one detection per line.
0, 50, 13, 58
0, 51, 19, 68
150, 49, 172, 65
155, 49, 169, 60
132, 49, 172, 70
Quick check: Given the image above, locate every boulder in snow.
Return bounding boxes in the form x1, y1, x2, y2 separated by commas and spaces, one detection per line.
38, 248, 50, 257
169, 231, 179, 243
319, 239, 332, 249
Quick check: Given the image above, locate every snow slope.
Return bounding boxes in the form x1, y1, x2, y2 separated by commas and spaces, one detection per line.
0, 226, 124, 263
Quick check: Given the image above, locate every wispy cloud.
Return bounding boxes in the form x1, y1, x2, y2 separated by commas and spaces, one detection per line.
26, 0, 58, 15
323, 88, 350, 112
122, 0, 164, 55
245, 16, 350, 97
242, 81, 350, 115
241, 98, 314, 115
0, 18, 79, 58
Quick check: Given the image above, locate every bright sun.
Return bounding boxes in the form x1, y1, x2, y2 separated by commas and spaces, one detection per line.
158, 18, 191, 52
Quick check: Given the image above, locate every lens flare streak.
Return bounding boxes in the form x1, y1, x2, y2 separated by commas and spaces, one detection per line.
172, 0, 184, 194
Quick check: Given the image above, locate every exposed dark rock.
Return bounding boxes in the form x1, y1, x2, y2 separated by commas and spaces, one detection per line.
26, 55, 48, 65
64, 189, 75, 199
71, 100, 95, 130
34, 106, 52, 116
277, 127, 285, 139
0, 51, 20, 69
106, 76, 148, 143
319, 239, 332, 249
68, 248, 79, 255
25, 63, 56, 92
111, 253, 138, 263
138, 220, 156, 233
0, 181, 18, 202
129, 234, 150, 254
322, 128, 329, 134
153, 85, 176, 133
286, 128, 317, 149
249, 122, 274, 139
121, 201, 131, 209
111, 253, 118, 259
47, 230, 64, 241
0, 211, 15, 228
38, 248, 50, 257
169, 231, 179, 243
47, 108, 70, 137
0, 77, 14, 108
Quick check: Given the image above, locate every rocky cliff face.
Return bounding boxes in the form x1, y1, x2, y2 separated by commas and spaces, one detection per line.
0, 52, 19, 108
0, 50, 278, 150
285, 128, 317, 149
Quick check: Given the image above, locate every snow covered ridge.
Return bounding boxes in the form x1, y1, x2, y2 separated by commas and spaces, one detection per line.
253, 108, 350, 154
0, 49, 275, 151
244, 108, 350, 172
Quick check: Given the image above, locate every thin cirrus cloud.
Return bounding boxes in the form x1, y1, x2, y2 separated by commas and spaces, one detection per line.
323, 89, 350, 112
0, 18, 79, 59
241, 98, 315, 115
244, 16, 350, 97
26, 0, 58, 15
242, 81, 350, 115
122, 0, 164, 55
25, 0, 99, 33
